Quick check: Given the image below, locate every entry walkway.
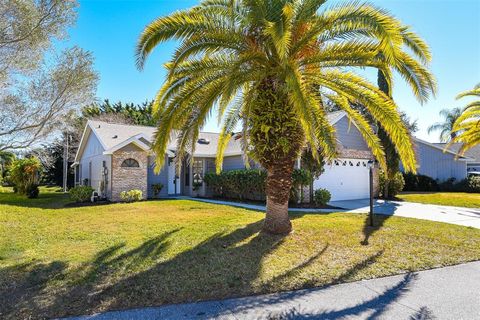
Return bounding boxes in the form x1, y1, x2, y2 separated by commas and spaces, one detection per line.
67, 261, 480, 319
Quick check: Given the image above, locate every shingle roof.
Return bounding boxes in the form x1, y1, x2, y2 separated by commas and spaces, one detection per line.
88, 120, 244, 157
85, 111, 349, 158
433, 143, 480, 162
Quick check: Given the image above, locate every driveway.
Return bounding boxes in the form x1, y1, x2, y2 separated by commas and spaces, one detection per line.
66, 261, 480, 319
330, 199, 480, 229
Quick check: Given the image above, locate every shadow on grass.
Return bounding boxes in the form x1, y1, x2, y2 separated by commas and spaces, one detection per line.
1, 218, 409, 320
0, 190, 70, 209
361, 202, 401, 245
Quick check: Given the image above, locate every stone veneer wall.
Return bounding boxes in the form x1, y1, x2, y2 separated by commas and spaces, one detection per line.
111, 148, 148, 201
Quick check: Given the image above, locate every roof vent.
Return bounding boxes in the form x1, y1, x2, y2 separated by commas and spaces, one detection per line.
112, 135, 118, 139
197, 138, 210, 145
97, 125, 101, 128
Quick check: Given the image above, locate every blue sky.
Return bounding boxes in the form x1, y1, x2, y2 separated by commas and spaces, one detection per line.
62, 0, 480, 142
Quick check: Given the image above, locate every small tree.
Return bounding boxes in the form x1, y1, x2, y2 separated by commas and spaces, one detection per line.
9, 157, 42, 195
301, 147, 325, 203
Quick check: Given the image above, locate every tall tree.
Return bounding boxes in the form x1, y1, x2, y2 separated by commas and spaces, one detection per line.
0, 47, 98, 151
0, 0, 77, 83
450, 83, 480, 153
428, 107, 464, 142
82, 99, 156, 126
0, 1, 98, 152
136, 0, 435, 234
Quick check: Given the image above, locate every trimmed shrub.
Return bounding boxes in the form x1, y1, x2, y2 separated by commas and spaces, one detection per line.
70, 186, 95, 203
151, 183, 163, 196
379, 171, 405, 198
204, 169, 267, 200
120, 189, 143, 202
26, 184, 39, 199
313, 188, 331, 206
466, 175, 480, 193
204, 168, 313, 202
438, 178, 458, 192
403, 173, 438, 192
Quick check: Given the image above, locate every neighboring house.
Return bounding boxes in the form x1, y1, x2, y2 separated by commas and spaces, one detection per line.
434, 143, 480, 175
73, 111, 377, 202
400, 138, 472, 181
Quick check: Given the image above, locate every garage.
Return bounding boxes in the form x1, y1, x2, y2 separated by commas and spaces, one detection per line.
313, 158, 370, 201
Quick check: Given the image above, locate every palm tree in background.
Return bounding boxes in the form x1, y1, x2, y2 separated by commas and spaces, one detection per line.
136, 0, 435, 234
450, 84, 480, 153
428, 107, 464, 142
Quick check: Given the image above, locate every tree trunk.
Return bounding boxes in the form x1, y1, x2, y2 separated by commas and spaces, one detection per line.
263, 160, 295, 234
383, 179, 389, 199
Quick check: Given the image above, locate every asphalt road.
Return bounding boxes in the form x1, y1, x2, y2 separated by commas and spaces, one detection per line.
67, 261, 480, 320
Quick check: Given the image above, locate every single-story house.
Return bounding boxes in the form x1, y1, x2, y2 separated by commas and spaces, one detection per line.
434, 143, 480, 175
400, 138, 473, 182
73, 111, 378, 202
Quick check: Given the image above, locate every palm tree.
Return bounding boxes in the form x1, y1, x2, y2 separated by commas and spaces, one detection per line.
428, 107, 464, 142
136, 0, 435, 234
450, 84, 480, 153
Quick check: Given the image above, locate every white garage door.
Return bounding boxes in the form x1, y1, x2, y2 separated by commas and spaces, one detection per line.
313, 158, 370, 201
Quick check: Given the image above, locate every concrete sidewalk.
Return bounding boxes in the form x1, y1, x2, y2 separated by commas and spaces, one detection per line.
67, 261, 480, 320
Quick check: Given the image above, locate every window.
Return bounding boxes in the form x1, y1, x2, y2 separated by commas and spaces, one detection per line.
193, 159, 204, 185
121, 158, 139, 168
185, 163, 190, 187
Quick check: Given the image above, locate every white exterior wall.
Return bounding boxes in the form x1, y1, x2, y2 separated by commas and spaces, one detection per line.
78, 133, 111, 197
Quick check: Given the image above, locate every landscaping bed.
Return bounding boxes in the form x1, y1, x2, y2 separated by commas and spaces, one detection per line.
198, 196, 341, 209
1, 188, 480, 319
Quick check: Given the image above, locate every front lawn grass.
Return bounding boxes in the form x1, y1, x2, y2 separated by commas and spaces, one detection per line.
1, 187, 480, 319
397, 192, 480, 208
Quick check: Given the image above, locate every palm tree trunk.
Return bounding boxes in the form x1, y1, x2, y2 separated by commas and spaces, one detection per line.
263, 159, 295, 234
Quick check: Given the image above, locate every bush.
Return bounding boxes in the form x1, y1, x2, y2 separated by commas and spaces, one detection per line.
466, 175, 480, 193
403, 173, 438, 192
438, 177, 457, 192
70, 186, 95, 203
26, 184, 39, 199
290, 169, 313, 203
204, 168, 312, 202
379, 171, 405, 198
151, 183, 163, 196
8, 157, 42, 195
120, 189, 143, 202
204, 169, 267, 200
313, 188, 331, 206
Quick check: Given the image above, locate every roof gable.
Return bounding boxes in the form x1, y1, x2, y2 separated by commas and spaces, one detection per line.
75, 111, 361, 160
434, 143, 480, 162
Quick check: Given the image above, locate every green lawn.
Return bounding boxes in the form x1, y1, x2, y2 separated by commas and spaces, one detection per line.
397, 192, 480, 208
1, 188, 480, 319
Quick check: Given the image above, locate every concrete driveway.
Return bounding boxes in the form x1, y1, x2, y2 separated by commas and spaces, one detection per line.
329, 199, 480, 229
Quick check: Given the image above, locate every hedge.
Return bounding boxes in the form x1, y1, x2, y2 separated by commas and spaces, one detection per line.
204, 168, 312, 202
403, 172, 480, 193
